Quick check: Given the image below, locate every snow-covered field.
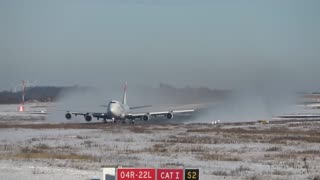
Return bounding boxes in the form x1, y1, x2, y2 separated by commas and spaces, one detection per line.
0, 104, 320, 180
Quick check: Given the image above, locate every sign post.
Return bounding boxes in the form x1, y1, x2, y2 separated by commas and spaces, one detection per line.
184, 169, 199, 180
117, 168, 156, 180
157, 169, 183, 180
102, 167, 116, 180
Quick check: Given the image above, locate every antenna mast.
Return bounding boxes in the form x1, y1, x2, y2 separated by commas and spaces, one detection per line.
18, 80, 25, 112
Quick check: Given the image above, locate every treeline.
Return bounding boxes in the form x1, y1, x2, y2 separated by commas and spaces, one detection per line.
0, 86, 85, 104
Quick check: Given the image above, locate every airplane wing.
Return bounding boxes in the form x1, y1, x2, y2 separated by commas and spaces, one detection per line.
67, 111, 88, 116
65, 111, 110, 121
126, 109, 195, 121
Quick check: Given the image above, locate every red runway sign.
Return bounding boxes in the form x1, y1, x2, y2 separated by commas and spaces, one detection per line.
157, 169, 183, 180
117, 168, 156, 180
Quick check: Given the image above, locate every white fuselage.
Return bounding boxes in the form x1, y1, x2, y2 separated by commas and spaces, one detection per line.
107, 100, 130, 119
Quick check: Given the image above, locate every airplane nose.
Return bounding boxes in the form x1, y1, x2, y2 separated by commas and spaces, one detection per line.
109, 104, 117, 115
110, 107, 116, 113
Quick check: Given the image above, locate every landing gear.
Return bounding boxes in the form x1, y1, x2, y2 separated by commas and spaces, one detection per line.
130, 120, 135, 124
103, 118, 107, 123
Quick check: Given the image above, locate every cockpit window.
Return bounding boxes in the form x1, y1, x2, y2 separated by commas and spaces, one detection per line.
110, 101, 116, 103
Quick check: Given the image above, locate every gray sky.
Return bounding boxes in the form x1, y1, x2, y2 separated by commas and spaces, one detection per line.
1, 0, 320, 91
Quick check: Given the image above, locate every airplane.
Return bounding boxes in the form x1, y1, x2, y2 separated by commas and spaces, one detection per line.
65, 83, 195, 124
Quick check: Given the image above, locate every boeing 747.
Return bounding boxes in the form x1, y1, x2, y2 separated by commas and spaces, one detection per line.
65, 83, 194, 124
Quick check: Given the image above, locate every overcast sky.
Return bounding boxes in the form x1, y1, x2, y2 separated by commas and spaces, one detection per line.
1, 0, 320, 91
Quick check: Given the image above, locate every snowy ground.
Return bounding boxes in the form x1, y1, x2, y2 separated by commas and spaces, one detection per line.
0, 104, 320, 180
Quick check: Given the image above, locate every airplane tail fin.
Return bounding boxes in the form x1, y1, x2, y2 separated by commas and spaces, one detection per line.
123, 82, 127, 105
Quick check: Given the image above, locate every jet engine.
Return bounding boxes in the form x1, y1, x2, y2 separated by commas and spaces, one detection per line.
142, 115, 150, 121
85, 115, 92, 122
65, 113, 72, 120
166, 113, 173, 119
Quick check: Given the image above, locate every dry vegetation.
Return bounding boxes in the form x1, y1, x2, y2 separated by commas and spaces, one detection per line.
11, 144, 98, 162
0, 121, 320, 179
14, 152, 97, 161
197, 152, 241, 161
